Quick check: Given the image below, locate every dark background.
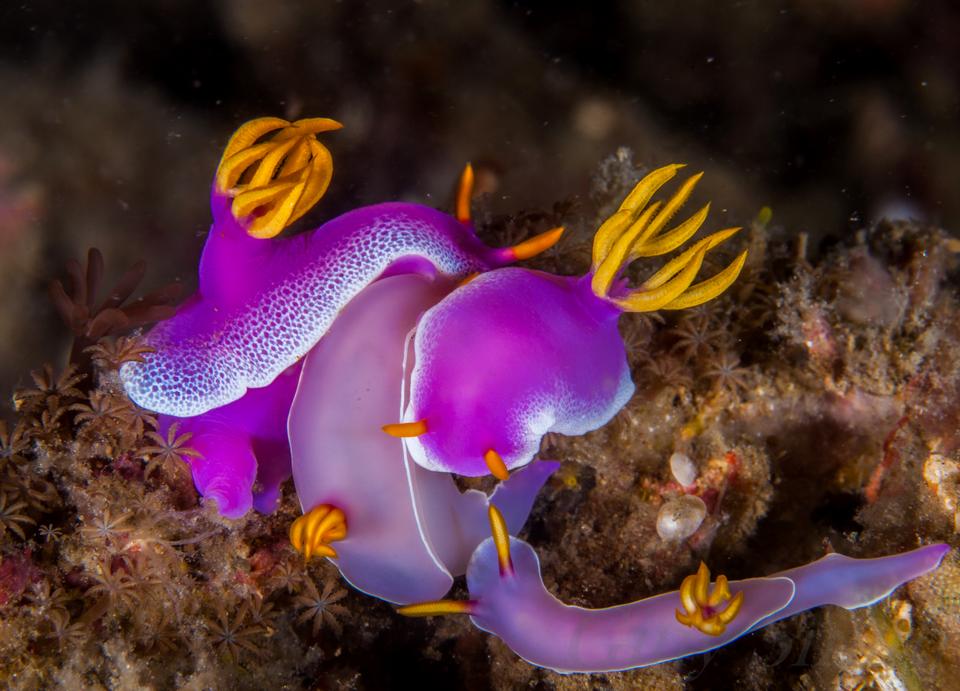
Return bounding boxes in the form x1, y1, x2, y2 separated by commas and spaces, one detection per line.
2, 0, 959, 405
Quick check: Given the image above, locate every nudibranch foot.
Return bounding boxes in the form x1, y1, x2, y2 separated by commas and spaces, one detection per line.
155, 360, 302, 519
451, 507, 949, 674
179, 428, 257, 519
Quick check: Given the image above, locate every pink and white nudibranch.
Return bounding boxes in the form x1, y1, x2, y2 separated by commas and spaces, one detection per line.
118, 117, 950, 674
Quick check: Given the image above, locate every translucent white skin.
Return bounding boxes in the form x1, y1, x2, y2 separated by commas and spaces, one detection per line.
288, 274, 557, 604
465, 539, 950, 674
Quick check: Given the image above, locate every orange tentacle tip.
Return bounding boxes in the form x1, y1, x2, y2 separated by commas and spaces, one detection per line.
505, 226, 565, 261
483, 448, 510, 481
487, 504, 514, 577
382, 419, 428, 438
397, 599, 477, 617
456, 163, 475, 224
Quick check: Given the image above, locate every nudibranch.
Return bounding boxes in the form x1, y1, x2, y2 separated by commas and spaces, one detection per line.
118, 117, 950, 675
401, 507, 949, 673
398, 165, 748, 477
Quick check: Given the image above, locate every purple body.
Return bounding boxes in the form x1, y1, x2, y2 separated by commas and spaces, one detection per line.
121, 191, 504, 418
156, 362, 301, 518
124, 187, 512, 514
405, 269, 633, 476
466, 538, 949, 673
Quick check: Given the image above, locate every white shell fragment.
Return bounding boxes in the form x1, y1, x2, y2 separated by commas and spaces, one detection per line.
656, 494, 707, 542
669, 452, 697, 487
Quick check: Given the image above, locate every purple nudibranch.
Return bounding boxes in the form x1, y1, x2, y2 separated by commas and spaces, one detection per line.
461, 525, 948, 673
118, 117, 950, 674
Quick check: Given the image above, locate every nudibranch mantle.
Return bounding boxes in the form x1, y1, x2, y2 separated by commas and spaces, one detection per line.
405, 268, 634, 476
121, 199, 502, 418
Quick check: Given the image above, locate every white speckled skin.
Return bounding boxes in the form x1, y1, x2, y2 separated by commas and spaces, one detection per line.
121, 201, 498, 417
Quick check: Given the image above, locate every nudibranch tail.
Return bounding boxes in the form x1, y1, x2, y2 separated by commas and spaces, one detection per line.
462, 516, 948, 674
215, 116, 342, 238
590, 163, 748, 312
497, 226, 566, 262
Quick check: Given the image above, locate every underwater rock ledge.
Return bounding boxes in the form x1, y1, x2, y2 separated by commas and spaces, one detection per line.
1, 143, 958, 689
